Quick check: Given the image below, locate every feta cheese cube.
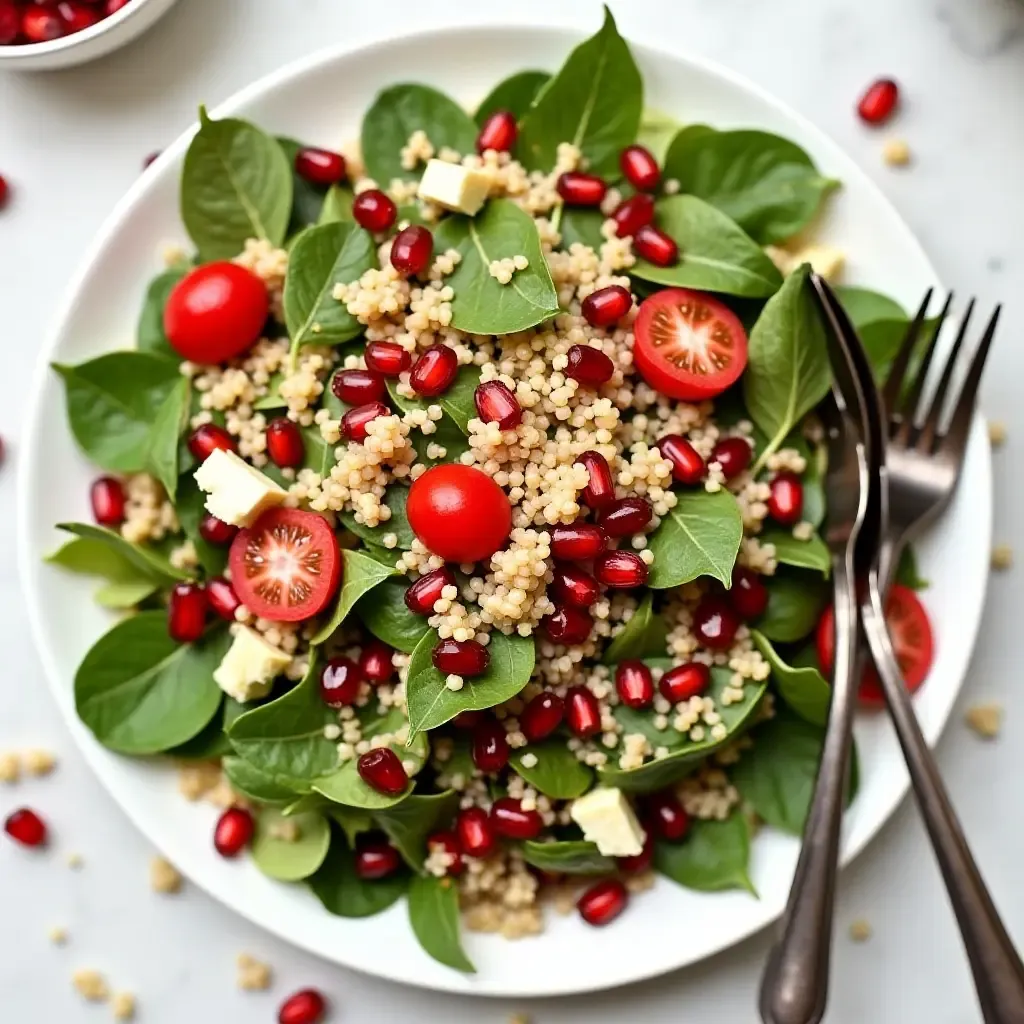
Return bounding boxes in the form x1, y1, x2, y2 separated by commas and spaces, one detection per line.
418, 159, 490, 216
193, 448, 286, 528
213, 626, 290, 703
569, 787, 646, 857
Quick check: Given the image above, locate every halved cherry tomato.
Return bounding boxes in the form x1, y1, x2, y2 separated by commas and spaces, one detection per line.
816, 584, 934, 708
633, 287, 748, 401
228, 508, 341, 622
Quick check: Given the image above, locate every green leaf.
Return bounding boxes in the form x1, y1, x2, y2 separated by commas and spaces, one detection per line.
510, 741, 593, 799
475, 70, 551, 125
181, 109, 292, 260
387, 364, 482, 435
309, 831, 409, 918
631, 195, 783, 298
339, 485, 415, 550
760, 526, 831, 575
410, 415, 471, 468
56, 523, 187, 583
833, 285, 906, 326
752, 629, 830, 727
317, 184, 355, 225
54, 352, 184, 473
406, 631, 536, 736
517, 7, 642, 177
323, 805, 373, 846
521, 839, 615, 875
432, 200, 560, 335
361, 84, 477, 183
646, 489, 743, 589
756, 569, 828, 643
252, 808, 331, 881
137, 268, 187, 358
373, 791, 460, 871
95, 579, 162, 609
310, 549, 399, 646
169, 697, 246, 760
407, 873, 475, 973
896, 544, 929, 590
74, 614, 228, 755
175, 472, 228, 578
277, 136, 330, 237
654, 812, 756, 895
46, 537, 159, 608
662, 126, 837, 245
558, 208, 605, 251
356, 577, 431, 654
636, 107, 682, 164
602, 592, 667, 664
223, 755, 302, 804
146, 377, 190, 500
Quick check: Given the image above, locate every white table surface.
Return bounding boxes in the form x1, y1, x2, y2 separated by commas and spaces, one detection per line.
2, 0, 1023, 1020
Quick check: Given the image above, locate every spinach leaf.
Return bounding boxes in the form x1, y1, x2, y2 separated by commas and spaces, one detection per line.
146, 376, 191, 500
310, 549, 399, 646
387, 364, 481, 435
223, 755, 302, 805
314, 759, 413, 811
752, 629, 830, 727
339, 485, 414, 550
361, 84, 477, 184
317, 184, 355, 225
432, 200, 560, 335
521, 839, 615, 875
559, 208, 605, 251
175, 472, 228, 578
373, 790, 460, 871
517, 7, 641, 177
56, 523, 187, 583
407, 873, 475, 973
654, 812, 756, 894
475, 70, 551, 125
636, 107, 682, 164
646, 489, 743, 589
324, 805, 373, 846
277, 136, 329, 237
137, 268, 186, 358
760, 526, 830, 575
54, 352, 183, 473
406, 631, 535, 736
252, 808, 331, 881
46, 537, 159, 609
801, 439, 827, 529
74, 613, 228, 755
356, 576, 431, 654
410, 415, 471, 468
756, 569, 828, 643
510, 741, 593, 799
602, 592, 667, 664
169, 697, 245, 760
309, 830, 409, 918
834, 286, 906, 326
631, 195, 783, 298
896, 544, 929, 590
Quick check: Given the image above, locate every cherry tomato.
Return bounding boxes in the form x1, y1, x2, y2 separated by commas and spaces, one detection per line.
633, 287, 748, 401
816, 584, 934, 708
228, 508, 341, 622
164, 262, 269, 364
407, 464, 512, 563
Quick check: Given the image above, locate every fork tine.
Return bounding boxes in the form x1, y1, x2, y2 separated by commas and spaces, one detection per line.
893, 292, 954, 437
882, 288, 933, 414
942, 304, 1001, 456
916, 298, 975, 452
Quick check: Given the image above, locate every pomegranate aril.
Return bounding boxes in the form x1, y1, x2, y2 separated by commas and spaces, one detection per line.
198, 512, 237, 545
58, 1, 99, 31
206, 576, 241, 621
476, 110, 517, 154
357, 747, 408, 796
278, 989, 327, 1024
577, 450, 614, 509
615, 660, 655, 710
168, 582, 207, 643
266, 417, 305, 469
565, 685, 601, 738
214, 807, 254, 857
90, 476, 126, 527
618, 834, 654, 875
550, 523, 606, 561
710, 436, 752, 480
404, 567, 456, 616
566, 344, 614, 388
857, 77, 899, 125
188, 423, 236, 462
693, 595, 741, 651
294, 146, 346, 186
659, 662, 711, 703
578, 878, 628, 926
594, 550, 648, 588
551, 563, 601, 609
768, 471, 804, 525
730, 566, 768, 620
427, 831, 464, 875
342, 401, 390, 441
596, 496, 652, 538
647, 792, 690, 841
657, 434, 706, 485
359, 640, 394, 683
4, 808, 47, 848
542, 605, 594, 645
620, 144, 661, 191
390, 224, 433, 276
21, 8, 63, 41
319, 657, 363, 707
332, 368, 386, 406
612, 193, 655, 238
354, 838, 401, 879
365, 340, 411, 377
490, 797, 543, 840
452, 709, 483, 729
457, 807, 496, 858
433, 638, 490, 677
0, 4, 18, 45
520, 692, 564, 742
557, 171, 607, 207
352, 188, 397, 232
634, 224, 678, 267
581, 285, 632, 328
105, 0, 130, 13
410, 344, 459, 397
474, 380, 522, 430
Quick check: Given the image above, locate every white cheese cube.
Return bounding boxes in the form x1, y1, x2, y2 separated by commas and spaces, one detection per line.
418, 159, 490, 216
570, 787, 646, 857
213, 626, 290, 703
193, 448, 286, 528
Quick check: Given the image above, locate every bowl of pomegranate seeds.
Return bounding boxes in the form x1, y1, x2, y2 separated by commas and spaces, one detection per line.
0, 0, 179, 70
18, 11, 991, 996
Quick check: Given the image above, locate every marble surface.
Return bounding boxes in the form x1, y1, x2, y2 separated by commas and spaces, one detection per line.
1, 0, 1023, 1020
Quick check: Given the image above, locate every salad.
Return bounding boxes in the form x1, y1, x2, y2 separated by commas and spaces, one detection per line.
48, 7, 935, 973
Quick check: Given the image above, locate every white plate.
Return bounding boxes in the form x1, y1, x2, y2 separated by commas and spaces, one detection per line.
18, 24, 991, 998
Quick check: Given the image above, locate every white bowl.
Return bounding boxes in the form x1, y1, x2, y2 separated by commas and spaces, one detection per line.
18, 23, 992, 997
0, 0, 179, 70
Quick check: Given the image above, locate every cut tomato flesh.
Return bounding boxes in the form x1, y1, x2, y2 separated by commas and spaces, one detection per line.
228, 508, 341, 623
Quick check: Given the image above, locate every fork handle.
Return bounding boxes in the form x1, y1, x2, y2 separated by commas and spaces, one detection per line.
862, 572, 1024, 1024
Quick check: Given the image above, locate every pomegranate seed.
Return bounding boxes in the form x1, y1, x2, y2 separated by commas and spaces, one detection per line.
278, 989, 327, 1024
647, 792, 690, 841
354, 838, 401, 879
768, 471, 804, 525
168, 582, 207, 643
359, 640, 394, 683
0, 5, 18, 45
490, 797, 543, 840
198, 513, 237, 546
857, 77, 899, 125
615, 660, 655, 709
332, 368, 386, 406
410, 344, 459, 397
542, 605, 594, 645
427, 831, 464, 875
4, 808, 47, 848
294, 146, 346, 186
341, 401, 390, 441
319, 657, 363, 707
596, 496, 652, 538
21, 8, 63, 41
90, 476, 126, 527
581, 285, 632, 328
365, 340, 411, 377
457, 807, 496, 858
520, 692, 564, 742
433, 639, 490, 677
551, 563, 601, 609
352, 189, 397, 232
206, 576, 240, 621
476, 110, 517, 154
105, 0, 130, 13
618, 834, 654, 874
57, 1, 99, 32
557, 171, 607, 207
404, 567, 456, 616
266, 417, 305, 469
657, 435, 706, 485
452, 709, 483, 729
577, 450, 615, 509
730, 566, 768, 620
578, 878, 628, 926
693, 595, 740, 650
565, 686, 601, 738
619, 144, 661, 191
357, 747, 408, 796
474, 380, 522, 430
594, 550, 648, 588
391, 224, 434, 276
188, 423, 236, 462
550, 523, 606, 561
634, 224, 678, 266
566, 344, 614, 388
214, 807, 254, 857
659, 662, 711, 703
710, 437, 752, 480
612, 193, 655, 238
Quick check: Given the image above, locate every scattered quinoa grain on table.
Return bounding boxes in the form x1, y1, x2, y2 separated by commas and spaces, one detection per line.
0, 752, 19, 784
236, 953, 273, 992
48, 926, 69, 946
882, 138, 911, 166
72, 968, 110, 1002
965, 703, 1003, 739
23, 749, 56, 776
111, 992, 137, 1022
988, 420, 1007, 447
67, 853, 84, 871
149, 856, 183, 894
991, 544, 1013, 570
849, 919, 872, 942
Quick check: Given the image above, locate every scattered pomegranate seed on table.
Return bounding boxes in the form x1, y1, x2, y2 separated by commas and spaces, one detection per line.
213, 807, 254, 858
266, 417, 305, 468
410, 343, 458, 396
278, 988, 327, 1024
857, 77, 899, 125
471, 718, 510, 773
556, 171, 607, 207
390, 224, 433, 276
578, 878, 629, 926
357, 747, 407, 796
4, 807, 47, 847
294, 146, 346, 186
476, 110, 517, 154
